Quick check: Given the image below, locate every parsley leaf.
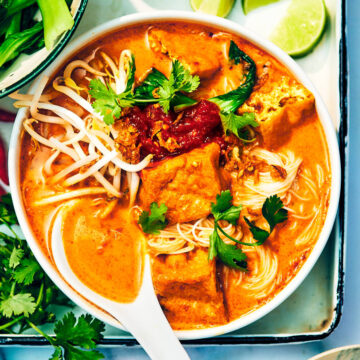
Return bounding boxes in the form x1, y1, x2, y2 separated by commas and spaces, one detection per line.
210, 40, 256, 114
220, 112, 259, 139
244, 195, 288, 245
209, 191, 247, 271
138, 202, 168, 235
0, 293, 36, 317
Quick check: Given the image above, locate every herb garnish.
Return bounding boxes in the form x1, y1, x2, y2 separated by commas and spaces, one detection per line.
209, 40, 257, 114
138, 202, 168, 235
208, 191, 247, 271
244, 195, 288, 245
89, 59, 200, 125
220, 111, 259, 140
208, 192, 288, 269
209, 40, 258, 142
0, 193, 105, 360
135, 59, 200, 113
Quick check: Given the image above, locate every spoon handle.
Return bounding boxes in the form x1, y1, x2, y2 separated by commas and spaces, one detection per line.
110, 257, 190, 360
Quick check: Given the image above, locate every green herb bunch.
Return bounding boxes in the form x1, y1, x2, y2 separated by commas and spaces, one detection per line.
0, 194, 106, 360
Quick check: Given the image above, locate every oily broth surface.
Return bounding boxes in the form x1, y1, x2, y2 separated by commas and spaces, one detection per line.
20, 21, 331, 329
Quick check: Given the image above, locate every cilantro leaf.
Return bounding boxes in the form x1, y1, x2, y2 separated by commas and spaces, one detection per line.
244, 195, 288, 245
135, 60, 199, 113
216, 231, 248, 271
209, 191, 246, 270
9, 247, 24, 268
210, 40, 256, 114
0, 293, 36, 317
262, 195, 288, 231
243, 217, 270, 245
220, 112, 258, 140
0, 193, 17, 225
50, 347, 63, 360
211, 190, 242, 225
13, 257, 41, 285
172, 59, 200, 93
89, 80, 123, 125
138, 202, 168, 235
52, 313, 105, 360
54, 313, 105, 350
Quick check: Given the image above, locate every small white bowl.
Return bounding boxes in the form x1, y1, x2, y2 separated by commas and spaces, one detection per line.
8, 11, 341, 340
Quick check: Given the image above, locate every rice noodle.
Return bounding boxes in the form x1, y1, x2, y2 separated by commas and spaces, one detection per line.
232, 148, 302, 209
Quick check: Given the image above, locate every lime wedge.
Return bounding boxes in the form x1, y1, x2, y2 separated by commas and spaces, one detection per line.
270, 0, 326, 57
242, 0, 280, 15
190, 0, 235, 18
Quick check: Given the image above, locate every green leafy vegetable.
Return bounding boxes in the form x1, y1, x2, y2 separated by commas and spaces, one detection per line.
138, 202, 168, 235
36, 0, 74, 50
0, 193, 105, 359
244, 195, 288, 245
208, 190, 247, 271
0, 21, 43, 68
209, 40, 256, 114
220, 112, 258, 139
135, 59, 200, 113
0, 0, 36, 21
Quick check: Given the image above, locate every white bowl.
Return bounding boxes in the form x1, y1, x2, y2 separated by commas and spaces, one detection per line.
8, 11, 341, 340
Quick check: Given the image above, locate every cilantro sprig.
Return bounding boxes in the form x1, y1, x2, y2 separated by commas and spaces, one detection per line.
135, 59, 200, 113
244, 195, 288, 245
210, 41, 259, 142
138, 202, 168, 235
0, 193, 105, 360
208, 192, 288, 270
89, 59, 200, 125
208, 191, 247, 271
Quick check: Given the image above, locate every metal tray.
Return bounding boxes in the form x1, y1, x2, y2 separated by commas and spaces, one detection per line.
0, 0, 348, 346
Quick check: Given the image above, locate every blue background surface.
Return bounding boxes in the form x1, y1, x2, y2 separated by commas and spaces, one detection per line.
0, 1, 357, 359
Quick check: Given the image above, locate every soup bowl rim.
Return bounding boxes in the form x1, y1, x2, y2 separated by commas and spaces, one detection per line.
8, 10, 341, 340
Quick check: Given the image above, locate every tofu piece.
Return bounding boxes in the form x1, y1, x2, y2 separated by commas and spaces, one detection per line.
148, 28, 221, 79
239, 75, 315, 148
152, 248, 227, 329
139, 143, 224, 224
160, 297, 227, 330
152, 248, 219, 301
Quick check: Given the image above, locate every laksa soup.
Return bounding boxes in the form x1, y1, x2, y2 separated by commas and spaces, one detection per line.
16, 21, 331, 330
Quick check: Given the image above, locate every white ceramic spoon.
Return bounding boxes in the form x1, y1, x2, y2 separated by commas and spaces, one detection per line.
51, 208, 190, 360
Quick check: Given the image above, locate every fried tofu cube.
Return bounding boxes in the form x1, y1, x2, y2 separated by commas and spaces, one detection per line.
152, 248, 227, 329
148, 28, 221, 79
139, 143, 224, 224
239, 75, 315, 148
152, 248, 219, 300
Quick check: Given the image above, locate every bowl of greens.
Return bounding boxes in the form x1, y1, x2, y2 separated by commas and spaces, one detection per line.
0, 0, 88, 98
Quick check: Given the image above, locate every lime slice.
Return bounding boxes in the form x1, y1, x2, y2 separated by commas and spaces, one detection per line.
190, 0, 235, 18
270, 0, 326, 57
242, 0, 280, 15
